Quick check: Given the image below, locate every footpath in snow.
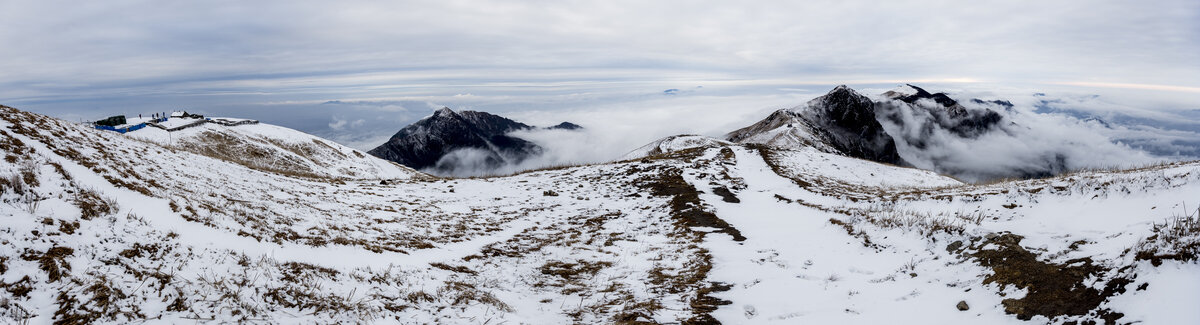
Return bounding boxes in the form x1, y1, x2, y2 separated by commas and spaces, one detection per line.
689, 147, 1019, 324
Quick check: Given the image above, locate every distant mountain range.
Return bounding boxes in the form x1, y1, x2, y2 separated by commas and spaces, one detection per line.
371, 84, 1159, 182
367, 107, 580, 173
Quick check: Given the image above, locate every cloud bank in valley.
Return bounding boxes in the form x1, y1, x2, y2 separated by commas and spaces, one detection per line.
874, 93, 1161, 182
423, 84, 1198, 180
415, 92, 813, 177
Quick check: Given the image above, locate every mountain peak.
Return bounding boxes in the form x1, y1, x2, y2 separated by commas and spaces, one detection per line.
370, 109, 548, 173
729, 86, 905, 165
547, 122, 583, 130
826, 85, 863, 98
808, 85, 872, 109
883, 84, 921, 99
905, 84, 931, 96
433, 107, 456, 117
894, 84, 959, 108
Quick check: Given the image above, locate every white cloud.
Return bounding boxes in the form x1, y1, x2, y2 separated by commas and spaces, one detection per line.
873, 90, 1168, 182
328, 118, 347, 130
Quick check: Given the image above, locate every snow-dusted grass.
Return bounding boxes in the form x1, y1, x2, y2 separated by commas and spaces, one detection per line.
686, 144, 1200, 323
127, 122, 417, 180
1, 105, 1197, 323
0, 106, 717, 323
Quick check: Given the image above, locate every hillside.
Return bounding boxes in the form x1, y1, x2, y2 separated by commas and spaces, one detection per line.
1, 105, 1197, 324
126, 121, 419, 180
622, 134, 732, 160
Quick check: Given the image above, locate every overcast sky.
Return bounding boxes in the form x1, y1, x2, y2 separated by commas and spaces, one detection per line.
1, 0, 1198, 150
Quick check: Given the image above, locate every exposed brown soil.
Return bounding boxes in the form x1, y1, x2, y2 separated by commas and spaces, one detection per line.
635, 163, 744, 323
638, 167, 745, 242
967, 233, 1130, 322
1135, 250, 1198, 267
711, 187, 740, 203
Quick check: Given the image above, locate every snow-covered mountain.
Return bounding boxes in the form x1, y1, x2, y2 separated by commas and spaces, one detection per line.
726, 85, 905, 165
368, 107, 579, 174
2, 103, 1198, 324
546, 122, 584, 130
728, 84, 1160, 182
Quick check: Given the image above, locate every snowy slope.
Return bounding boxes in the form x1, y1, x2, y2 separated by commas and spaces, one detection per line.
0, 106, 711, 323
725, 109, 834, 151
1, 105, 1197, 324
622, 134, 732, 160
126, 119, 419, 180
687, 147, 1200, 324
761, 145, 961, 191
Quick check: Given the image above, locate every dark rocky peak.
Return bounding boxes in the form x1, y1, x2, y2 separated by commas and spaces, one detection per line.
726, 85, 905, 165
971, 98, 1014, 109
369, 108, 561, 174
799, 85, 906, 165
456, 110, 533, 136
802, 85, 878, 130
877, 85, 1006, 139
546, 122, 583, 130
1082, 117, 1112, 128
898, 84, 961, 109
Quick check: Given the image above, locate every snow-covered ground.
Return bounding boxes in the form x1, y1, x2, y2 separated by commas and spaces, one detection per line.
686, 146, 1200, 324
127, 121, 416, 180
1, 106, 1197, 323
691, 147, 1013, 323
763, 145, 961, 189
622, 134, 731, 160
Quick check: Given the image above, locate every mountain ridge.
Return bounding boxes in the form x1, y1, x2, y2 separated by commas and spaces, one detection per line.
725, 85, 905, 166
368, 107, 580, 174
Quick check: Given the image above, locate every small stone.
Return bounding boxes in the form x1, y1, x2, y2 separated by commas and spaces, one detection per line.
957, 301, 970, 311
946, 240, 963, 253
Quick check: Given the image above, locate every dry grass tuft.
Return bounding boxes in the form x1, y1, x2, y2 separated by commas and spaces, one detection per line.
73, 187, 119, 220
1133, 204, 1200, 266
21, 246, 74, 283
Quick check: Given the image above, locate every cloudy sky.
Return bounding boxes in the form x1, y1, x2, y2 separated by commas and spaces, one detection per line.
2, 0, 1198, 153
